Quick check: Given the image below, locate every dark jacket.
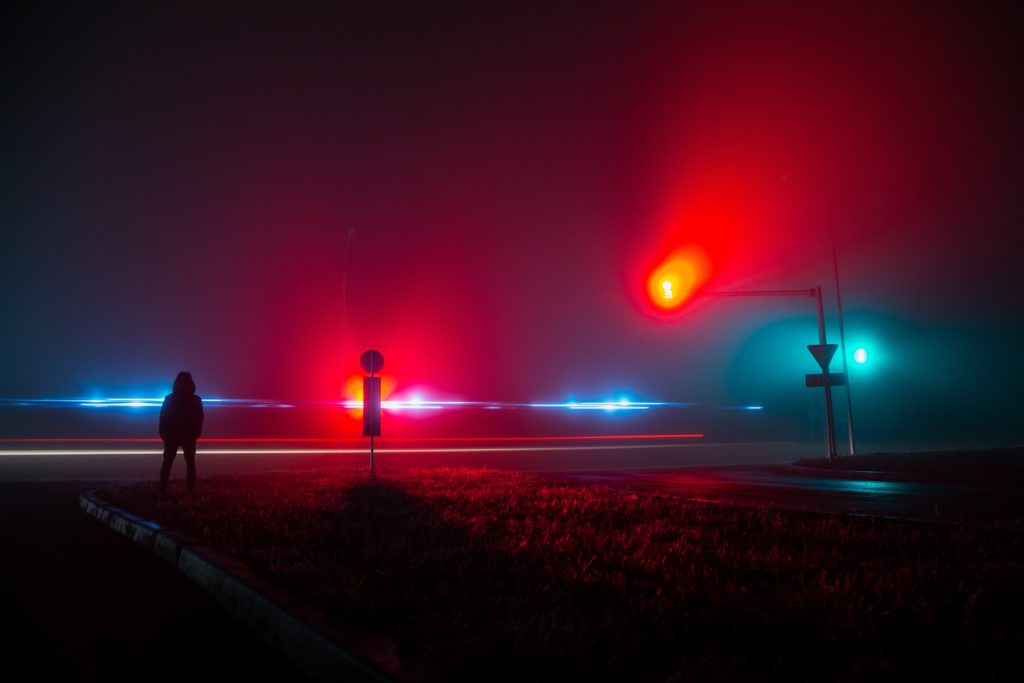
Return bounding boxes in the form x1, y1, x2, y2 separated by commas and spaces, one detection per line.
160, 372, 204, 442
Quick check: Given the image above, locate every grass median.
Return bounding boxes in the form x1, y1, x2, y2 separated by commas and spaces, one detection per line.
104, 467, 1022, 681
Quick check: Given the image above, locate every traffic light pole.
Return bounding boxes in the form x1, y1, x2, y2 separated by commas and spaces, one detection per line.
812, 286, 839, 462
700, 287, 839, 462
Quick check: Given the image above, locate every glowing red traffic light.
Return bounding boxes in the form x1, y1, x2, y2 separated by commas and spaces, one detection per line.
646, 246, 710, 310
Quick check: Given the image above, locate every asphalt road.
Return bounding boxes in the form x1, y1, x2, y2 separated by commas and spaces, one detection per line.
0, 438, 798, 481
553, 465, 1024, 524
0, 480, 308, 682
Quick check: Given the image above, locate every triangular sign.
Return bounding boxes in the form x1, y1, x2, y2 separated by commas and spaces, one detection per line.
808, 343, 838, 370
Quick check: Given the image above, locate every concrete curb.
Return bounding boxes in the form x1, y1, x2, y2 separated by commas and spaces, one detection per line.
80, 490, 427, 682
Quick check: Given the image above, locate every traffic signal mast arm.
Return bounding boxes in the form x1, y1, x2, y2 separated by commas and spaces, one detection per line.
700, 289, 818, 298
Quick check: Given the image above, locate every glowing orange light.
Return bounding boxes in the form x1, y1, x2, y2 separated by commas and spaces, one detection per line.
343, 374, 397, 417
647, 246, 710, 310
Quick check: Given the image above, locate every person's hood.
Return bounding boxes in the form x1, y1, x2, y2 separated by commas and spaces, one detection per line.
172, 371, 196, 395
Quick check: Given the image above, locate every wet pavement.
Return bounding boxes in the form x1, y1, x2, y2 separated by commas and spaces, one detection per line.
551, 464, 1024, 524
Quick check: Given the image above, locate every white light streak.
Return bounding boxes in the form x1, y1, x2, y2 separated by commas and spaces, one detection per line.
0, 443, 704, 458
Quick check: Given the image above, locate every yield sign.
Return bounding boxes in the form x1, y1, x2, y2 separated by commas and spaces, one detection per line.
808, 343, 838, 370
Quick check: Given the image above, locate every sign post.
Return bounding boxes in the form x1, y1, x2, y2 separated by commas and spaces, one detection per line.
360, 349, 384, 474
807, 289, 838, 462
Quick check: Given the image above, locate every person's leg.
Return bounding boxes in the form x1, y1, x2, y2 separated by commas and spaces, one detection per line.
183, 441, 197, 491
160, 440, 179, 491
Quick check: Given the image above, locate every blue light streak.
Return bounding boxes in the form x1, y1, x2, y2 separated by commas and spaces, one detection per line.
1, 397, 770, 415
0, 398, 296, 409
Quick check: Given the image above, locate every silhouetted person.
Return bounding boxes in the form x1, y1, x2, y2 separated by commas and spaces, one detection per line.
159, 371, 204, 492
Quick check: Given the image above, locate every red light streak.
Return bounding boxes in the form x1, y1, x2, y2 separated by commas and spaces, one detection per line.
0, 433, 703, 444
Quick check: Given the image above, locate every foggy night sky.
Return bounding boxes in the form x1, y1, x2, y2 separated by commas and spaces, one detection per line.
3, 1, 1024, 448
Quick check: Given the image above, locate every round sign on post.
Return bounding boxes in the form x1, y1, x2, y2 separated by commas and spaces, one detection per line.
359, 349, 385, 475
360, 349, 384, 376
